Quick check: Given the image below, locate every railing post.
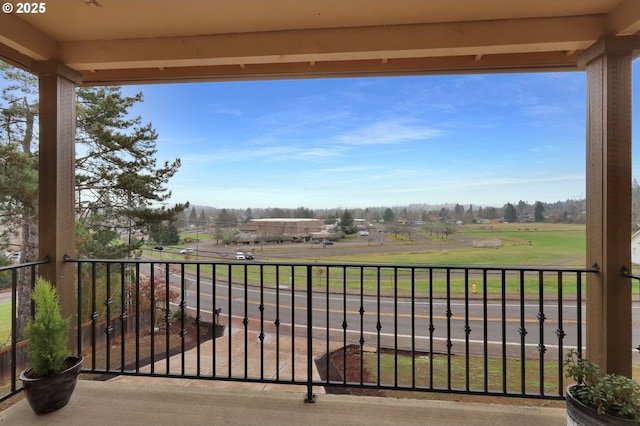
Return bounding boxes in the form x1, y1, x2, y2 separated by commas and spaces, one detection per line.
76, 260, 82, 358
10, 268, 17, 394
305, 265, 316, 403
582, 38, 638, 375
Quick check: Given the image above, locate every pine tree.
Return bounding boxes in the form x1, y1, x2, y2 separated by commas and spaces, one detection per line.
189, 207, 198, 225
339, 209, 356, 234
0, 63, 186, 330
383, 208, 395, 223
75, 86, 185, 258
0, 62, 39, 337
503, 203, 517, 223
534, 201, 545, 222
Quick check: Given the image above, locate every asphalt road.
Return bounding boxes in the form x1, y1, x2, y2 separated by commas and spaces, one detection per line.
3, 261, 638, 364
145, 263, 638, 360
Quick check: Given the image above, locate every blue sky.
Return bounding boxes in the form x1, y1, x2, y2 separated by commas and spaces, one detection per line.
121, 61, 640, 210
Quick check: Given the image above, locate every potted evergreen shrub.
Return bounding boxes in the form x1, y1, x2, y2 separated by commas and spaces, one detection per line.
564, 348, 640, 424
19, 277, 83, 415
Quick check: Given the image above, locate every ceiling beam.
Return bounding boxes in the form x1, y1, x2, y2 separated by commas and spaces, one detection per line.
61, 15, 604, 72
606, 0, 640, 36
0, 42, 33, 71
79, 51, 582, 86
0, 13, 57, 61
578, 35, 640, 68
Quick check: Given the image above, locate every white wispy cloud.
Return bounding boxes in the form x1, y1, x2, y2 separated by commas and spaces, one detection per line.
316, 165, 379, 173
254, 109, 353, 135
210, 107, 244, 116
439, 174, 585, 190
336, 118, 445, 146
183, 144, 346, 163
523, 104, 566, 118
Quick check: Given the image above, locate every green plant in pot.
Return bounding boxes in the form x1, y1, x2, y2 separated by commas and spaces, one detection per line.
19, 277, 83, 415
564, 348, 640, 424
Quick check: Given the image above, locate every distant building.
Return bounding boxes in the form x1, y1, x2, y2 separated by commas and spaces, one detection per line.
354, 219, 366, 228
5, 252, 20, 263
236, 218, 324, 244
632, 230, 640, 265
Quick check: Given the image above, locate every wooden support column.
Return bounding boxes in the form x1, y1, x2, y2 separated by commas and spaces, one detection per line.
33, 61, 81, 349
579, 36, 640, 376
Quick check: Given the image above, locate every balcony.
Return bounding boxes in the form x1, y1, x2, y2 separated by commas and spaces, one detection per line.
0, 258, 612, 424
1, 2, 640, 424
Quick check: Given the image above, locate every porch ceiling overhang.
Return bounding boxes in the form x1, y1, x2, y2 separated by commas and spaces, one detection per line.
1, 0, 640, 85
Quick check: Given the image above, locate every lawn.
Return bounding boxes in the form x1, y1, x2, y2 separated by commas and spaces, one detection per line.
324, 223, 586, 267
333, 346, 640, 407
141, 260, 585, 296
139, 223, 588, 295
365, 349, 563, 396
0, 303, 11, 347
155, 223, 586, 267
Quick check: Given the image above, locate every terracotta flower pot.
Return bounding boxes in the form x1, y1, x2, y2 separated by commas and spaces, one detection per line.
19, 355, 83, 415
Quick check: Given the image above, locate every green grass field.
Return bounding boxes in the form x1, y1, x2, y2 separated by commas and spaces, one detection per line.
360, 349, 640, 403
139, 223, 589, 295
364, 350, 562, 395
154, 223, 586, 266
0, 303, 12, 347
321, 223, 586, 267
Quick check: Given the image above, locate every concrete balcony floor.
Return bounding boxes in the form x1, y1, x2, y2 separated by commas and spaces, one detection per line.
0, 325, 566, 425
0, 378, 566, 426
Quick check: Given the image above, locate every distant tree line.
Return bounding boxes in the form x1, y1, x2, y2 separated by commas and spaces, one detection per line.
172, 197, 591, 247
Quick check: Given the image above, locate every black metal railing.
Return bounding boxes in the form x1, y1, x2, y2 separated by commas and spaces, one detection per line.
621, 267, 640, 354
63, 257, 597, 402
0, 259, 50, 403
